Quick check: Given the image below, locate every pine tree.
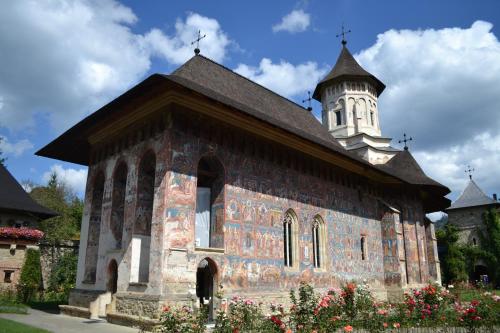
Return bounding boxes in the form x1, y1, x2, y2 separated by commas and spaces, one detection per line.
436, 224, 468, 283
478, 209, 500, 285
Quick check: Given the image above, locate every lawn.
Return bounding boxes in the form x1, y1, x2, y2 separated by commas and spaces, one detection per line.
0, 317, 51, 333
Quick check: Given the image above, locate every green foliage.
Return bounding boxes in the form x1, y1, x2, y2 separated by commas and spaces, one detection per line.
17, 248, 42, 303
0, 289, 28, 314
48, 251, 78, 300
289, 281, 318, 332
437, 223, 468, 283
478, 208, 500, 285
29, 173, 83, 242
159, 305, 207, 333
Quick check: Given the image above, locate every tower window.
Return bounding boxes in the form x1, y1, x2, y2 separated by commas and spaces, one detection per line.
370, 111, 374, 126
4, 270, 13, 283
335, 111, 342, 126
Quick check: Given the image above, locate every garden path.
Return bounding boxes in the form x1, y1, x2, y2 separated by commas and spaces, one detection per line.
0, 308, 139, 333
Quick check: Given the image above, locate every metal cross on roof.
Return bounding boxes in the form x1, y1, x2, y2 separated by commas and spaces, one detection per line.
336, 23, 351, 46
398, 133, 413, 150
191, 30, 207, 55
302, 91, 312, 111
465, 165, 475, 180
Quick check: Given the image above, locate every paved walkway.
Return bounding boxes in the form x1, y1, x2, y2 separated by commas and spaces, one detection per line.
0, 308, 140, 333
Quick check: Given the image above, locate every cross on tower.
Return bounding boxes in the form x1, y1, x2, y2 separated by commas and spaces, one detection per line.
398, 133, 413, 150
302, 91, 312, 111
191, 30, 207, 55
336, 23, 351, 46
465, 165, 475, 180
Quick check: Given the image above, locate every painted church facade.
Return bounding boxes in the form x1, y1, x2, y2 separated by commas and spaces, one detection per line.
37, 42, 449, 321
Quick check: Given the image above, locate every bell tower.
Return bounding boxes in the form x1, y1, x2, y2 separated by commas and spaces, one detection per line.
313, 37, 398, 165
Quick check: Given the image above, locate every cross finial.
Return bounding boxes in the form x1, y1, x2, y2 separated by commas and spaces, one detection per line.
398, 133, 413, 150
302, 91, 312, 111
465, 165, 475, 180
336, 23, 351, 46
191, 30, 207, 55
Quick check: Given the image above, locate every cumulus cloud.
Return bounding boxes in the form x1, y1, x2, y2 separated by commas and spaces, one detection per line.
0, 1, 231, 132
0, 136, 33, 157
272, 9, 310, 33
235, 58, 327, 98
143, 13, 230, 65
355, 21, 500, 199
42, 164, 88, 195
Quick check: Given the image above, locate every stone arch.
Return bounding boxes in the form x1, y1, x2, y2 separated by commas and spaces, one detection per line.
196, 257, 218, 320
110, 161, 127, 249
195, 155, 225, 248
130, 150, 156, 284
107, 259, 118, 294
84, 171, 105, 283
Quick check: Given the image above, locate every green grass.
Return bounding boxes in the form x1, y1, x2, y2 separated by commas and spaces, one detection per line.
453, 288, 500, 302
0, 301, 28, 314
0, 317, 51, 333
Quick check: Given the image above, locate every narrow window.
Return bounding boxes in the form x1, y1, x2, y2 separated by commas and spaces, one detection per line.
335, 111, 342, 126
473, 238, 477, 246
195, 156, 225, 249
312, 219, 321, 268
283, 210, 296, 267
370, 111, 374, 126
361, 236, 367, 260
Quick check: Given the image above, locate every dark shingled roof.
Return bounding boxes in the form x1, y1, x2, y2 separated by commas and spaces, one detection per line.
0, 164, 57, 219
313, 45, 385, 100
36, 54, 449, 209
447, 180, 499, 210
378, 150, 448, 192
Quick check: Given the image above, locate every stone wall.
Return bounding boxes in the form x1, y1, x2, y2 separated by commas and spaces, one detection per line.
39, 240, 79, 289
0, 241, 29, 289
448, 206, 488, 246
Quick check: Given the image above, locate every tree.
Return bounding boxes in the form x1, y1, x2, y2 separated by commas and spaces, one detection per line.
0, 136, 6, 165
17, 248, 42, 303
29, 173, 83, 242
436, 224, 468, 284
478, 209, 500, 285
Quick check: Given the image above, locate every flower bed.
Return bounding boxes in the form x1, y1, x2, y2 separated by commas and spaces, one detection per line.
158, 282, 500, 333
0, 227, 44, 242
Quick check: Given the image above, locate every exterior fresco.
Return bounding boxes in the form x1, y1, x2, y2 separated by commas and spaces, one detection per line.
70, 109, 440, 319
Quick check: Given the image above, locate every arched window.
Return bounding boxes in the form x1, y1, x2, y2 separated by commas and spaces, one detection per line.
111, 162, 127, 249
84, 171, 105, 283
195, 156, 225, 249
370, 111, 374, 126
335, 111, 342, 126
472, 238, 477, 246
130, 151, 156, 284
312, 215, 326, 268
360, 236, 367, 260
283, 210, 298, 267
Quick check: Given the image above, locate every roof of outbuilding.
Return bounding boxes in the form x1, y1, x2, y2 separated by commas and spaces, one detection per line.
447, 179, 499, 210
0, 164, 58, 219
313, 45, 385, 100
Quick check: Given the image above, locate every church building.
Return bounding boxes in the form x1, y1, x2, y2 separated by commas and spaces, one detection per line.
37, 39, 450, 321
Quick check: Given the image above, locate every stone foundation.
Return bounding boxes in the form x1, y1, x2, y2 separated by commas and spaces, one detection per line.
114, 293, 163, 319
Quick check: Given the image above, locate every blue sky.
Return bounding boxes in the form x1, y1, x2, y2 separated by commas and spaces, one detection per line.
1, 0, 500, 213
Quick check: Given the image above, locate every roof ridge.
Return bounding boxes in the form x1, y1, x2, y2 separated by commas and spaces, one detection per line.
176, 54, 313, 114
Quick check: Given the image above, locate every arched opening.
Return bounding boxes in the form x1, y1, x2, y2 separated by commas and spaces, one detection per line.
283, 209, 298, 268
195, 156, 225, 249
196, 258, 217, 321
84, 171, 105, 283
111, 162, 127, 249
130, 151, 156, 284
107, 260, 118, 294
312, 215, 326, 268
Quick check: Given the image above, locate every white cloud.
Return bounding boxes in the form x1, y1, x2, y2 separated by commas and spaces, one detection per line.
143, 13, 230, 65
0, 1, 231, 132
42, 164, 88, 195
0, 136, 33, 157
355, 21, 500, 201
272, 9, 310, 33
235, 58, 327, 98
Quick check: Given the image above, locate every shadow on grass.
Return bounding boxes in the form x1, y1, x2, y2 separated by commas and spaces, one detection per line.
28, 301, 63, 314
